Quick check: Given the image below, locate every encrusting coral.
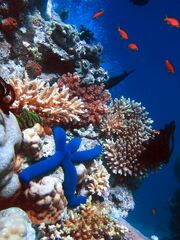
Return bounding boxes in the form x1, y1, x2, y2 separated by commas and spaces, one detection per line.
9, 75, 85, 127
0, 109, 22, 200
38, 197, 127, 240
23, 176, 67, 224
101, 97, 155, 177
19, 127, 102, 207
58, 72, 111, 126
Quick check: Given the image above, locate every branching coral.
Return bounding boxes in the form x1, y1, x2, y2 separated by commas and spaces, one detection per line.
101, 97, 155, 177
80, 160, 110, 198
58, 72, 111, 126
38, 197, 127, 240
10, 75, 85, 127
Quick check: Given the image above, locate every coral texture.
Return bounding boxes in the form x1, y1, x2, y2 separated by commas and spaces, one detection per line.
38, 198, 126, 240
0, 17, 18, 34
10, 76, 85, 127
19, 127, 102, 207
0, 207, 35, 240
101, 97, 154, 177
58, 73, 111, 125
80, 160, 110, 198
0, 110, 22, 199
24, 176, 67, 223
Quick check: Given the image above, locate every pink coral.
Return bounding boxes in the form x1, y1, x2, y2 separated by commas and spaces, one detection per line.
58, 73, 111, 126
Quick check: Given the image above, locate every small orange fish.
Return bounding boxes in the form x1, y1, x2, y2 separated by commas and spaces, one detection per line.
117, 27, 128, 40
128, 43, 138, 51
164, 17, 180, 28
165, 59, 175, 74
92, 10, 105, 19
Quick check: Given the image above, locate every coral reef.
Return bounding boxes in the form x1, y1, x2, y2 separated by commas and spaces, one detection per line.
23, 176, 67, 223
58, 72, 111, 126
0, 17, 18, 34
0, 207, 35, 240
10, 76, 85, 127
80, 160, 110, 198
101, 97, 154, 177
38, 197, 127, 240
109, 186, 135, 218
21, 123, 45, 160
19, 127, 102, 207
0, 110, 22, 199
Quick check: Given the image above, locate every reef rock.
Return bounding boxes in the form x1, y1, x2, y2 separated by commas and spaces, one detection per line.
0, 110, 22, 199
0, 207, 36, 240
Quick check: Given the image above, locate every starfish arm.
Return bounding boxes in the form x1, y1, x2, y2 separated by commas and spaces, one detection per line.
71, 145, 102, 163
19, 152, 63, 184
66, 137, 81, 153
61, 158, 78, 199
52, 126, 66, 151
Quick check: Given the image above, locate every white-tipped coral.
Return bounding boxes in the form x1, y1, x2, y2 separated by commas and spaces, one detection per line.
101, 97, 155, 177
38, 197, 127, 240
80, 160, 110, 198
24, 176, 67, 223
10, 75, 85, 127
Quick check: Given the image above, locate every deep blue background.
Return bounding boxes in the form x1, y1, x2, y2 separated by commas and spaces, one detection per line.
53, 0, 180, 238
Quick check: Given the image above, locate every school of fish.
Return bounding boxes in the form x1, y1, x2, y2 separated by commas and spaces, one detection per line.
92, 4, 179, 75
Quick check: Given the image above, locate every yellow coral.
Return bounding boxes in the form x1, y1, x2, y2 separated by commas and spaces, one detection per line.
10, 76, 85, 126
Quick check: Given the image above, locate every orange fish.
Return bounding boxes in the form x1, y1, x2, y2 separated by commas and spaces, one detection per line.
117, 27, 128, 40
165, 59, 175, 74
164, 17, 180, 28
92, 10, 105, 19
128, 43, 138, 51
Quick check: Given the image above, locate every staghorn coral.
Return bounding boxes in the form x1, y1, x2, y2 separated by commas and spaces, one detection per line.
58, 72, 111, 126
101, 97, 155, 177
80, 160, 110, 198
23, 176, 67, 224
38, 197, 127, 240
10, 75, 85, 127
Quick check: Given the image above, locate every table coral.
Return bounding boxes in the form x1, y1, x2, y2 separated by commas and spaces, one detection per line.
19, 126, 102, 207
10, 75, 85, 127
58, 72, 111, 126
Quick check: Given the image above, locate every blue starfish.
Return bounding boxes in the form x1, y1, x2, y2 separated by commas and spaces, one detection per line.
19, 126, 102, 207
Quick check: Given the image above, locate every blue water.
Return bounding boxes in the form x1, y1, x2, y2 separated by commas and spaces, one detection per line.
53, 0, 180, 238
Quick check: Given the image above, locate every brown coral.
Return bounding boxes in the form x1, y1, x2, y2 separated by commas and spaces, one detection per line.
101, 97, 155, 177
38, 198, 126, 240
25, 60, 42, 78
23, 176, 67, 224
10, 76, 85, 127
0, 17, 18, 34
58, 73, 111, 126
